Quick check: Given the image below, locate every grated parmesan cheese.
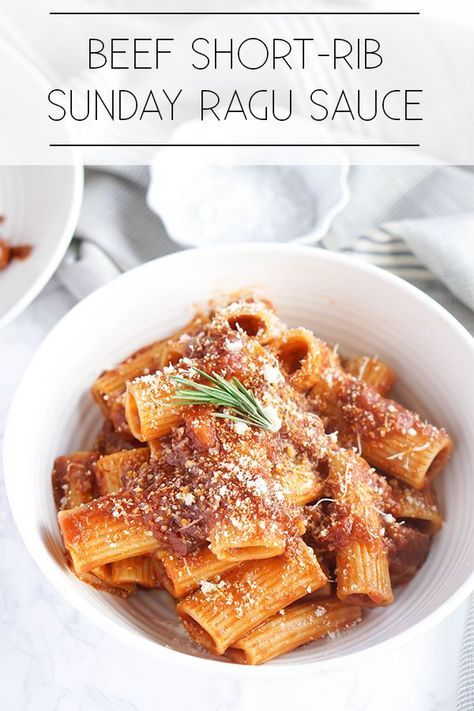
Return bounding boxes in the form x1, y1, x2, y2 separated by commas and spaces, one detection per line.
263, 364, 283, 384
233, 421, 249, 435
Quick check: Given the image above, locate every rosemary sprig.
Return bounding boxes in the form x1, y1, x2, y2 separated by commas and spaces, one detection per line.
172, 367, 278, 431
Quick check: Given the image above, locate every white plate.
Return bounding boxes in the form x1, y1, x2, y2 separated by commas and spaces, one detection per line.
4, 245, 474, 675
0, 39, 83, 328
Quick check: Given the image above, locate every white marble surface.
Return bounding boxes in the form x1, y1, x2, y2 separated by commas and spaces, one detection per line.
0, 277, 468, 710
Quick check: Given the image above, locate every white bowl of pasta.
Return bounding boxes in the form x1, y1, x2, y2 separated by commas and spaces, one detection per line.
4, 244, 474, 672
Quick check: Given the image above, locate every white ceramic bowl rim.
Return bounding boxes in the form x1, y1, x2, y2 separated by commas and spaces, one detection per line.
147, 135, 351, 249
0, 165, 84, 329
4, 244, 474, 677
0, 36, 84, 328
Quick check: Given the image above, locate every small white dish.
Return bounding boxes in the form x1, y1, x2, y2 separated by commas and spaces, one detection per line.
0, 166, 83, 328
4, 244, 473, 674
147, 118, 349, 248
0, 38, 83, 328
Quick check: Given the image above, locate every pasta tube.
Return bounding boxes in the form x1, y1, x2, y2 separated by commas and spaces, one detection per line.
95, 447, 150, 496
309, 339, 452, 489
344, 355, 395, 396
177, 539, 327, 654
274, 328, 324, 391
227, 599, 362, 665
158, 546, 240, 598
388, 479, 442, 534
326, 449, 394, 607
125, 372, 181, 441
111, 554, 161, 588
219, 299, 283, 344
209, 518, 287, 562
52, 451, 97, 510
58, 493, 159, 572
92, 340, 166, 418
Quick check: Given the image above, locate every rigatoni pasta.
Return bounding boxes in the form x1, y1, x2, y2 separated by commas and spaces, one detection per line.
158, 546, 240, 598
227, 599, 362, 665
125, 371, 181, 441
219, 297, 284, 344
95, 447, 150, 496
273, 327, 323, 391
58, 493, 159, 572
361, 423, 452, 490
387, 479, 442, 534
209, 518, 287, 562
324, 449, 393, 607
336, 541, 393, 607
53, 451, 135, 596
52, 293, 452, 664
177, 540, 326, 655
71, 563, 136, 598
111, 554, 161, 589
308, 338, 452, 489
94, 447, 155, 586
92, 341, 163, 406
52, 451, 98, 510
274, 455, 323, 506
344, 355, 396, 396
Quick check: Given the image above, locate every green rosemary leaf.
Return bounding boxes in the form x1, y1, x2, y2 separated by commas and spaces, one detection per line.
171, 369, 277, 432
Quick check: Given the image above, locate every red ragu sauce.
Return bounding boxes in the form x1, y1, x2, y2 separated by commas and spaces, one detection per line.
121, 315, 330, 556
0, 216, 33, 271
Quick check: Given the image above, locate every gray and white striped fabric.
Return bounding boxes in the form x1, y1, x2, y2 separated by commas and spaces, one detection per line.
325, 224, 474, 334
338, 228, 431, 283
457, 596, 474, 711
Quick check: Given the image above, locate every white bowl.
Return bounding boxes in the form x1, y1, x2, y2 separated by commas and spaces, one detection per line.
0, 166, 83, 328
4, 245, 474, 675
147, 118, 349, 248
0, 37, 83, 328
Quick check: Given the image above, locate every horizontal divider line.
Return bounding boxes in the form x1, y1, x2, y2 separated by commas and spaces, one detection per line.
50, 143, 421, 148
49, 11, 420, 16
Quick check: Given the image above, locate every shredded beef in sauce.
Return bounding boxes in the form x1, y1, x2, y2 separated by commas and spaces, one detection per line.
122, 315, 330, 556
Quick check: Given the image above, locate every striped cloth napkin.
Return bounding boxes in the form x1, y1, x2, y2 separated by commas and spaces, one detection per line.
324, 222, 474, 334
457, 596, 474, 710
